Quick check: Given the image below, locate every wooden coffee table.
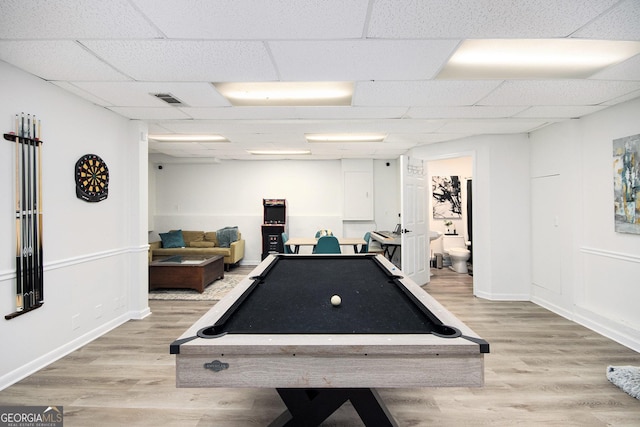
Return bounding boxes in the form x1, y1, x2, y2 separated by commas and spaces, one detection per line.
149, 255, 224, 293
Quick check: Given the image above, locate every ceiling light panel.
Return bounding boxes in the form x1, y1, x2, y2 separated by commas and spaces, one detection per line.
214, 82, 353, 106
438, 39, 640, 79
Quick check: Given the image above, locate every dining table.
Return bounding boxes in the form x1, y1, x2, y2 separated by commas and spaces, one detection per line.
285, 236, 367, 254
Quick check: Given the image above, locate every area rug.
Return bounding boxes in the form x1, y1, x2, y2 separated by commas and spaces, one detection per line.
148, 274, 245, 301
607, 365, 640, 399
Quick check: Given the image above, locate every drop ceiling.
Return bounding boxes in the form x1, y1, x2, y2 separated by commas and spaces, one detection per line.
1, 0, 639, 161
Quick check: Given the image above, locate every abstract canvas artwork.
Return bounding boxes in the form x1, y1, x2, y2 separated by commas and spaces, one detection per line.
432, 176, 462, 219
613, 134, 640, 234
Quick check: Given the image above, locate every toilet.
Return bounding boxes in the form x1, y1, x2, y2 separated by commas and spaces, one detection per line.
442, 235, 471, 274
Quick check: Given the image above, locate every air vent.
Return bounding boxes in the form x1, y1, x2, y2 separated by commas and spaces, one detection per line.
152, 93, 185, 106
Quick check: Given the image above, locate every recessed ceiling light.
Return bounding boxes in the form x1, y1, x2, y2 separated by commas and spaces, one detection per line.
305, 133, 387, 143
149, 134, 228, 142
437, 39, 640, 79
213, 82, 353, 106
247, 149, 311, 155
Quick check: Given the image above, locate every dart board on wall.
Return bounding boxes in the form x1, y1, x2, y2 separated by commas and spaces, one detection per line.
75, 154, 109, 202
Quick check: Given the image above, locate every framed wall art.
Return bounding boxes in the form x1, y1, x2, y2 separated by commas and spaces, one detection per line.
613, 134, 640, 234
432, 175, 462, 219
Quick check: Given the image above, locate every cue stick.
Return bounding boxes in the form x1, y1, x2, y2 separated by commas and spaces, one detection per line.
25, 114, 34, 309
30, 116, 38, 305
35, 117, 43, 303
14, 114, 23, 311
20, 113, 31, 310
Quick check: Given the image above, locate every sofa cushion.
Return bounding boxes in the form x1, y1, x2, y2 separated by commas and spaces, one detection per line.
180, 230, 205, 244
217, 226, 239, 248
159, 230, 185, 248
204, 231, 218, 245
190, 241, 215, 248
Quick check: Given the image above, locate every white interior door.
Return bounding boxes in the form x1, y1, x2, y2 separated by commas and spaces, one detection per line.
400, 155, 429, 285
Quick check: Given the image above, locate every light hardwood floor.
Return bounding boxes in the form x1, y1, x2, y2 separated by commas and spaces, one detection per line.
1, 266, 639, 426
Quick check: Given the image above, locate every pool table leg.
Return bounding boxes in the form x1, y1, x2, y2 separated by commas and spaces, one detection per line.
271, 388, 398, 427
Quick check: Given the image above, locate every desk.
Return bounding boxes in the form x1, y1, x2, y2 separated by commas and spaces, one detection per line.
285, 236, 366, 253
171, 254, 489, 426
370, 231, 402, 261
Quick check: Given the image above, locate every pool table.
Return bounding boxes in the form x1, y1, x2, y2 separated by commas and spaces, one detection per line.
171, 254, 489, 426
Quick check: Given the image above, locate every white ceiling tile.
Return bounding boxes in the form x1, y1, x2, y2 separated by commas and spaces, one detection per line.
106, 107, 191, 120
572, 0, 640, 40
437, 119, 550, 134
354, 81, 503, 107
590, 54, 640, 81
0, 0, 162, 39
81, 40, 278, 81
387, 133, 472, 145
515, 105, 608, 118
1, 0, 637, 160
407, 106, 528, 119
71, 82, 229, 107
0, 41, 130, 81
292, 107, 410, 120
367, 0, 619, 38
50, 82, 114, 106
183, 107, 296, 120
183, 106, 411, 120
479, 80, 640, 106
131, 0, 370, 39
601, 88, 640, 106
270, 40, 459, 80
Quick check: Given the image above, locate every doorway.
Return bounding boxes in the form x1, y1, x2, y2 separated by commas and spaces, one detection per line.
426, 155, 475, 291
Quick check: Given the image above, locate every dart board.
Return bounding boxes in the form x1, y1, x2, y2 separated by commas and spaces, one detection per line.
75, 154, 109, 202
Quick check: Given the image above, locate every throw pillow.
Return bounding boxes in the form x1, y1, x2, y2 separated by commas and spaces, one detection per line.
159, 230, 186, 248
217, 226, 239, 248
190, 241, 215, 248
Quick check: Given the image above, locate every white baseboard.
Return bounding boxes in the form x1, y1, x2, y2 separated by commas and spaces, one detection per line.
474, 290, 530, 301
572, 305, 640, 353
532, 296, 640, 353
0, 312, 133, 391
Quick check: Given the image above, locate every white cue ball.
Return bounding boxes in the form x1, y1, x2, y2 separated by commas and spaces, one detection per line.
331, 295, 341, 306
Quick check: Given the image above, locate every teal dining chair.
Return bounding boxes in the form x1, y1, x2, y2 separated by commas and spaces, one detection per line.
360, 232, 371, 253
313, 236, 341, 254
281, 232, 293, 254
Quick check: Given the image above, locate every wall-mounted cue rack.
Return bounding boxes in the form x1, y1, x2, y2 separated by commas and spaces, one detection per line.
4, 113, 44, 320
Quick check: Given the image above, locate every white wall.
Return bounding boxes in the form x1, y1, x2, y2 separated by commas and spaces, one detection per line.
0, 62, 149, 389
149, 159, 400, 263
530, 97, 640, 352
411, 135, 532, 301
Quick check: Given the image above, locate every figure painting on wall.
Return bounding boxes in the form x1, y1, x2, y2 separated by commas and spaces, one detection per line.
432, 176, 462, 219
613, 133, 640, 234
